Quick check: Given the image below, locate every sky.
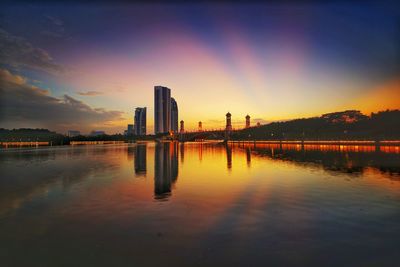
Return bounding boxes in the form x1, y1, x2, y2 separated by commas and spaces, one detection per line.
0, 1, 399, 134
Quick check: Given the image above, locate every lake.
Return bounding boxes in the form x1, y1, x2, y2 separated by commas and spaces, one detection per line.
0, 142, 399, 267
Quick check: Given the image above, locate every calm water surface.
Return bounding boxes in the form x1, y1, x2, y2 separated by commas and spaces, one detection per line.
0, 142, 399, 267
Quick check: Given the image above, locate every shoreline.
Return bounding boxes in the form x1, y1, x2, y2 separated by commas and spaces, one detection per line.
1, 139, 400, 148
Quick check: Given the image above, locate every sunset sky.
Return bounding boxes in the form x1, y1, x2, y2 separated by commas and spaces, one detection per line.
0, 1, 399, 134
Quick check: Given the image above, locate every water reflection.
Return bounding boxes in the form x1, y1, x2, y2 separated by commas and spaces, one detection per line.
226, 144, 232, 170
0, 145, 123, 217
198, 142, 203, 161
246, 147, 251, 168
1, 143, 399, 266
235, 143, 400, 178
154, 142, 179, 200
134, 144, 147, 175
180, 142, 185, 163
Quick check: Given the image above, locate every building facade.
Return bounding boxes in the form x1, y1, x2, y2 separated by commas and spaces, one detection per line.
171, 97, 178, 133
154, 86, 171, 134
127, 124, 134, 135
134, 107, 147, 135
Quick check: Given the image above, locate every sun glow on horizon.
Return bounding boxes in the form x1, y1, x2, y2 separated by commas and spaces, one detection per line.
0, 3, 399, 133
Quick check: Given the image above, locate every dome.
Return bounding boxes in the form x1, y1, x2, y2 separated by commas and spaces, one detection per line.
226, 112, 231, 117
246, 114, 250, 118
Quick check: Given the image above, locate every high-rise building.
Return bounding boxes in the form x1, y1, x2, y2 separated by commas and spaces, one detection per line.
245, 115, 250, 128
134, 107, 146, 135
154, 86, 171, 134
171, 97, 178, 133
127, 124, 134, 135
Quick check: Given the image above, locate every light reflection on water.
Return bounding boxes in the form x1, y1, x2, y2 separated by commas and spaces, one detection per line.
0, 142, 399, 267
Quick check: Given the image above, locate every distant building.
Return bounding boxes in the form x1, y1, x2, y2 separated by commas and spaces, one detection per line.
198, 121, 202, 132
180, 120, 184, 133
171, 97, 178, 133
67, 130, 80, 137
134, 107, 146, 135
245, 115, 250, 128
154, 86, 171, 134
226, 112, 232, 131
127, 124, 134, 135
256, 122, 261, 127
321, 110, 368, 124
90, 130, 105, 136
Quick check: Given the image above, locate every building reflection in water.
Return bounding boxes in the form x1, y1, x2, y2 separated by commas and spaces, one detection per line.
226, 144, 232, 170
180, 142, 185, 164
154, 142, 179, 201
235, 142, 400, 177
134, 144, 147, 176
198, 142, 203, 161
246, 147, 251, 168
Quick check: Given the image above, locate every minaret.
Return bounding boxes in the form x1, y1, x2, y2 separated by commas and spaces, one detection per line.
180, 120, 184, 133
225, 112, 232, 131
198, 121, 202, 132
245, 114, 250, 128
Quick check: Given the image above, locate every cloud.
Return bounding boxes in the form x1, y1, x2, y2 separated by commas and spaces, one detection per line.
77, 90, 103, 96
41, 30, 64, 39
45, 15, 64, 27
41, 15, 67, 39
0, 28, 66, 74
0, 69, 125, 133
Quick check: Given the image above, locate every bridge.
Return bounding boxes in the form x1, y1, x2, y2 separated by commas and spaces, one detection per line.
171, 112, 239, 142
174, 129, 243, 142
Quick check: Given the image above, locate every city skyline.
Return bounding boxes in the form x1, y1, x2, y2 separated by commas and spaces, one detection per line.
0, 2, 399, 134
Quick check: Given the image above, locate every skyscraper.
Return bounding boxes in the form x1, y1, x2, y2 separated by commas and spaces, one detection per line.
134, 107, 146, 135
127, 124, 134, 135
154, 86, 171, 134
171, 97, 178, 133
